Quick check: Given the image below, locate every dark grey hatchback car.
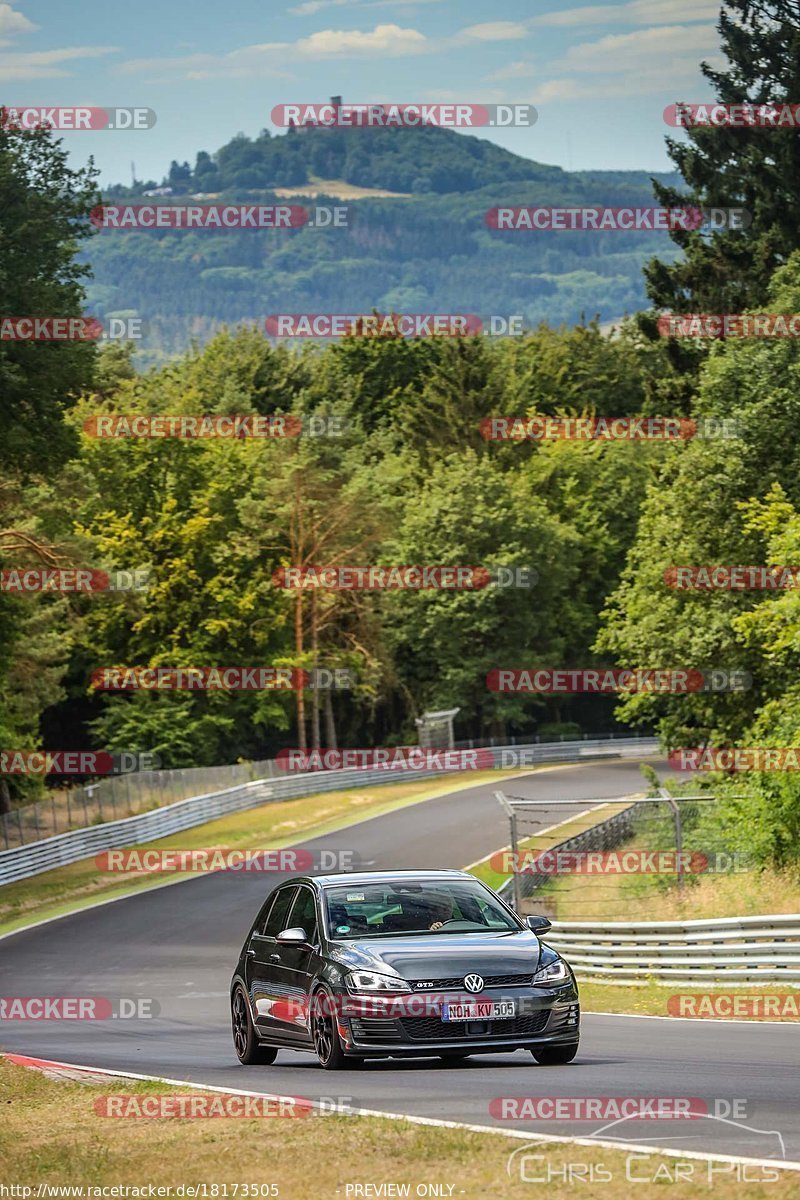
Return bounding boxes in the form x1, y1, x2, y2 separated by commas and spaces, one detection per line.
230, 869, 579, 1070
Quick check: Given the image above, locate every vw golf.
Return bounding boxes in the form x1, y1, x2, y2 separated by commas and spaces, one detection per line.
230, 869, 579, 1069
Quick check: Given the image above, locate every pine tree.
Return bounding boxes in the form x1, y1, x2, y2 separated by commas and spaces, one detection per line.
644, 0, 800, 318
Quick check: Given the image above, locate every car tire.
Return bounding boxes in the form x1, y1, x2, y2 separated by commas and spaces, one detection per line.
531, 1040, 579, 1065
231, 986, 279, 1065
311, 986, 356, 1070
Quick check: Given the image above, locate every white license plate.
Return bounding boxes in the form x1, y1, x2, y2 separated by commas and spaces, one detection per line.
442, 1000, 516, 1021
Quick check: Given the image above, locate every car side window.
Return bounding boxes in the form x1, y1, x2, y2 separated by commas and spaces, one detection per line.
262, 886, 298, 936
288, 886, 319, 944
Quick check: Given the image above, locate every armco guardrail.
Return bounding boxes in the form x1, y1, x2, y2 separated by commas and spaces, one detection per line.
1, 731, 656, 849
547, 914, 800, 985
0, 736, 657, 886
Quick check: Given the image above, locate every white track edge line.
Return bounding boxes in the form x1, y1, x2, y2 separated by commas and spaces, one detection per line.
583, 1010, 798, 1026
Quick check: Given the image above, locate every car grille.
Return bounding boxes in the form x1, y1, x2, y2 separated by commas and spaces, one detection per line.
409, 973, 533, 990
399, 1010, 550, 1042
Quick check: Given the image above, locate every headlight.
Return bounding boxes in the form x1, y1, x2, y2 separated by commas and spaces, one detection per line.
532, 958, 570, 987
345, 970, 411, 994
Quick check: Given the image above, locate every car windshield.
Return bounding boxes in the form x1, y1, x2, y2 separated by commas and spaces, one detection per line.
323, 880, 522, 938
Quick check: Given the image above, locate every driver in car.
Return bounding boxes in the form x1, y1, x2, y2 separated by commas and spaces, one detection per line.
428, 895, 457, 930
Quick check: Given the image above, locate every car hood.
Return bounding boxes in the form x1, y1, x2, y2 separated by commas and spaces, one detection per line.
329, 929, 543, 981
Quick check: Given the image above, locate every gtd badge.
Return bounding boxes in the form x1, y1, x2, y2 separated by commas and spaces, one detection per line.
464, 974, 484, 993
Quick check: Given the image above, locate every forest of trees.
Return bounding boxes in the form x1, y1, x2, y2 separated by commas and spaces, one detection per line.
2, 0, 800, 868
110, 124, 622, 199
91, 126, 681, 355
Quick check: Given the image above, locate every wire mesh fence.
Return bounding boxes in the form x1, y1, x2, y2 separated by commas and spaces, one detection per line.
495, 791, 736, 921
0, 732, 657, 852
0, 758, 281, 850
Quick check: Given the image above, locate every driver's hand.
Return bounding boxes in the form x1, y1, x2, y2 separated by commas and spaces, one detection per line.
430, 920, 444, 930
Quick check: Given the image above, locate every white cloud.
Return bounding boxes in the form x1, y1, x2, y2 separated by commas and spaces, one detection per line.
0, 2, 35, 38
119, 46, 290, 80
122, 23, 428, 76
532, 0, 720, 27
0, 4, 118, 77
0, 2, 36, 48
530, 23, 721, 103
559, 24, 716, 73
289, 0, 443, 12
456, 22, 530, 43
295, 23, 427, 55
0, 45, 118, 79
483, 60, 536, 82
289, 0, 348, 14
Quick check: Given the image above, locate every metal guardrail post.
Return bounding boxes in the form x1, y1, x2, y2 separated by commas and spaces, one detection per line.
494, 791, 522, 913
659, 787, 683, 890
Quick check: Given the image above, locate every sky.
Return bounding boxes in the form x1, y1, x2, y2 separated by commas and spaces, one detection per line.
1, 0, 724, 186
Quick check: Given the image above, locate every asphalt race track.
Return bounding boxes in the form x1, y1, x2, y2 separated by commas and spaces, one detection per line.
2, 758, 799, 1163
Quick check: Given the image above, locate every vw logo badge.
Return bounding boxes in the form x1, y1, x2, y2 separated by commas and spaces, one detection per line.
464, 973, 484, 993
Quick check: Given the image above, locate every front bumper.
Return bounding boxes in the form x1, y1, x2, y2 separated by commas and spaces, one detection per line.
339, 985, 579, 1057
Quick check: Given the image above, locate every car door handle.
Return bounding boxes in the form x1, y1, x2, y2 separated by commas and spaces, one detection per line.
246, 948, 256, 957
269, 953, 281, 961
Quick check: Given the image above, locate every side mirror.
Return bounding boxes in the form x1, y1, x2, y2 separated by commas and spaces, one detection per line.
526, 915, 552, 934
277, 926, 309, 944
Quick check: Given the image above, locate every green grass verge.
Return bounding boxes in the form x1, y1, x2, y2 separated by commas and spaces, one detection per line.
580, 980, 800, 1020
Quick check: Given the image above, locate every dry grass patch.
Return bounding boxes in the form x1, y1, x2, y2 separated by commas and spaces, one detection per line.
1, 1059, 796, 1199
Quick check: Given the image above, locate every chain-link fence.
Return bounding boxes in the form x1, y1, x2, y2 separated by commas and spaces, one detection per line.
1, 759, 281, 850
0, 732, 657, 851
494, 789, 735, 920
